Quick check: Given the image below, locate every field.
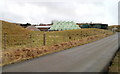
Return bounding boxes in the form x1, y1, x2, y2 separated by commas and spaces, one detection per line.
1, 20, 114, 66
2, 27, 113, 49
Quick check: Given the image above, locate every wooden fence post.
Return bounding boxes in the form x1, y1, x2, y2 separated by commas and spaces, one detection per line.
54, 33, 56, 44
43, 33, 46, 46
29, 34, 32, 48
81, 31, 82, 39
4, 33, 7, 49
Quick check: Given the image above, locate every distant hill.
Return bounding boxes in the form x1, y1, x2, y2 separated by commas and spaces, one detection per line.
108, 25, 120, 32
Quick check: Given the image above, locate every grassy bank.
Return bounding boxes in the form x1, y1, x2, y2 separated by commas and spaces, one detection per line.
108, 50, 120, 72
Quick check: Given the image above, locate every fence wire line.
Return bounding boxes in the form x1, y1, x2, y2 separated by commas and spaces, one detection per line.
2, 30, 108, 49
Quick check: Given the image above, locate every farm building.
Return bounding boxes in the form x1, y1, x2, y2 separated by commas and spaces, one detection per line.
77, 23, 108, 29
35, 25, 51, 31
19, 22, 108, 31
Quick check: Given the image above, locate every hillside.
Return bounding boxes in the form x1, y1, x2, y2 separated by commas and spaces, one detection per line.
1, 20, 30, 49
2, 20, 29, 35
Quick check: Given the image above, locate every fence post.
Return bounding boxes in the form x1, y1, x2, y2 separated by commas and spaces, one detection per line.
43, 33, 46, 46
4, 33, 7, 49
81, 31, 82, 39
29, 34, 32, 48
54, 33, 56, 44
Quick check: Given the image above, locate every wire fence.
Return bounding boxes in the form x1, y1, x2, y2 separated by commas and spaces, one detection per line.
2, 29, 110, 50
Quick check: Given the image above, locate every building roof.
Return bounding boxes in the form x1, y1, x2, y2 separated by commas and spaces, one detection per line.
35, 26, 51, 28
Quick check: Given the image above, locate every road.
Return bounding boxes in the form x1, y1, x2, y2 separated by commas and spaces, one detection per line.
3, 33, 120, 72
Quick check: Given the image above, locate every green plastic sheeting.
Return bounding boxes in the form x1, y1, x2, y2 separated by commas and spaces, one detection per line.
49, 21, 81, 31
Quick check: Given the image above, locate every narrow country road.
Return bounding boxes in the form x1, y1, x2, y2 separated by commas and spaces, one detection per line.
3, 33, 120, 72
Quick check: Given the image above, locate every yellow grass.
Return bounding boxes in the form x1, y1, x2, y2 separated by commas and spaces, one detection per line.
1, 20, 114, 66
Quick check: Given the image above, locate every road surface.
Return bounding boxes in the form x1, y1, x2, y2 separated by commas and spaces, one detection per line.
3, 33, 120, 72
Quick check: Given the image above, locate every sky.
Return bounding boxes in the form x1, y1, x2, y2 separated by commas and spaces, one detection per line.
0, 0, 119, 25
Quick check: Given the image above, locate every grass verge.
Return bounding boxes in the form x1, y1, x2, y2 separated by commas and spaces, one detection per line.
108, 50, 120, 72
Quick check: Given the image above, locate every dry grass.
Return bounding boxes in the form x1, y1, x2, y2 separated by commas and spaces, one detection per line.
1, 20, 114, 66
108, 51, 120, 72
2, 20, 30, 49
2, 33, 113, 66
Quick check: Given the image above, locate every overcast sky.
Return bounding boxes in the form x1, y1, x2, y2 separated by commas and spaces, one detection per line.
0, 0, 119, 25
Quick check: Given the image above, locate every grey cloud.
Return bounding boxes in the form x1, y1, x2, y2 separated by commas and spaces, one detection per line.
1, 12, 26, 23
0, 0, 119, 25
